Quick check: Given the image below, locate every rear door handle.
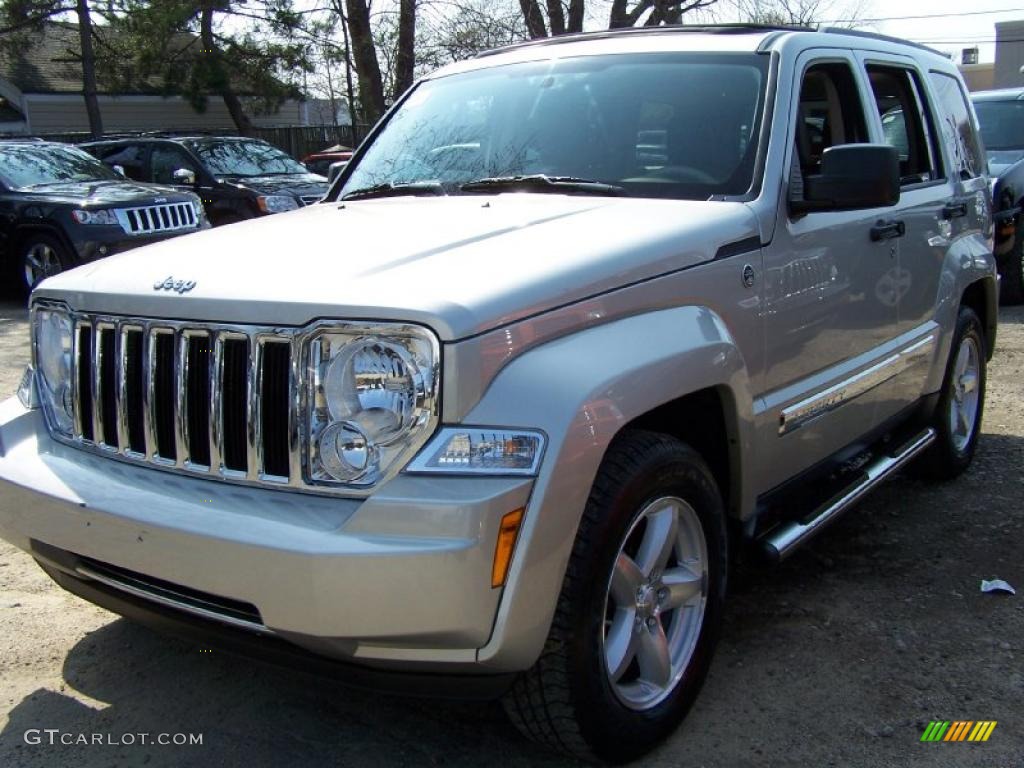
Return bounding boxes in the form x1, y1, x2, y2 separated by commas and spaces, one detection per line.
942, 200, 969, 219
870, 219, 906, 241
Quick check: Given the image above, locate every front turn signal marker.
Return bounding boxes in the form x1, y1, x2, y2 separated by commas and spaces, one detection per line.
491, 508, 524, 588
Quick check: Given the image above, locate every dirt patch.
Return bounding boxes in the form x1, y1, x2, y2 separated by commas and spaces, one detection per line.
0, 300, 1021, 767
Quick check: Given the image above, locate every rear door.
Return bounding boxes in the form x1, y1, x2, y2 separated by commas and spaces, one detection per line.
857, 55, 965, 410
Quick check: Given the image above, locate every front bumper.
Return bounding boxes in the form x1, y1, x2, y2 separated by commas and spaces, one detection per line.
71, 224, 210, 263
0, 397, 532, 674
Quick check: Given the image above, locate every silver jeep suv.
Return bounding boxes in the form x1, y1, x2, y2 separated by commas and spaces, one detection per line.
0, 24, 997, 762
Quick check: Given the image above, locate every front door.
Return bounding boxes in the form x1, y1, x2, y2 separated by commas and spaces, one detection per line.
759, 51, 902, 491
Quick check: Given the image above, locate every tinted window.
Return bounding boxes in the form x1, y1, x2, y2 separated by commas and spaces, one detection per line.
932, 73, 986, 178
973, 100, 1024, 151
186, 139, 305, 177
341, 53, 770, 201
151, 145, 198, 184
867, 66, 940, 185
95, 144, 147, 181
0, 144, 119, 189
794, 62, 870, 178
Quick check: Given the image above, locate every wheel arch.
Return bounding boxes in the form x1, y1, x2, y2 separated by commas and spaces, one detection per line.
468, 306, 755, 672
960, 276, 997, 360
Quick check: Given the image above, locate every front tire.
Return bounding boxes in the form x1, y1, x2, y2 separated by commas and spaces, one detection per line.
503, 431, 728, 763
18, 233, 72, 296
914, 306, 987, 481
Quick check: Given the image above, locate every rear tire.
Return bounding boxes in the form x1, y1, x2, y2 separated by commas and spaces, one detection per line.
913, 306, 986, 481
502, 430, 727, 763
999, 228, 1024, 304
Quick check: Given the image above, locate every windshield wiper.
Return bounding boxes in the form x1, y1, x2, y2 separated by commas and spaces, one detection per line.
459, 174, 625, 196
342, 181, 445, 201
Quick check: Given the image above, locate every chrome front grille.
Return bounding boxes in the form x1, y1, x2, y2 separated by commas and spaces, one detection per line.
70, 316, 299, 487
115, 202, 197, 235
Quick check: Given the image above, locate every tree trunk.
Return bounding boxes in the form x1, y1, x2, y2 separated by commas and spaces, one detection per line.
518, 0, 548, 38
394, 0, 416, 98
546, 0, 565, 35
337, 10, 359, 141
567, 0, 585, 33
200, 3, 252, 135
76, 0, 103, 138
344, 0, 386, 124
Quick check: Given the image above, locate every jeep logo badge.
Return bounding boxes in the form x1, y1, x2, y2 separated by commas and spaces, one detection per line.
153, 276, 196, 294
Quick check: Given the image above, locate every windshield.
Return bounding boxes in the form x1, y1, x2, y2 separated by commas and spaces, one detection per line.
973, 99, 1024, 151
339, 53, 769, 201
0, 144, 120, 189
186, 139, 307, 177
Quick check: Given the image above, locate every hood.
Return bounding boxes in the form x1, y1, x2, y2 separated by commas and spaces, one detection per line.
222, 173, 329, 197
21, 179, 193, 206
986, 149, 1024, 177
36, 194, 759, 341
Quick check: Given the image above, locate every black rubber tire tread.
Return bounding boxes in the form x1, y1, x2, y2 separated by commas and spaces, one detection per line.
998, 226, 1024, 305
16, 232, 72, 297
912, 306, 987, 482
502, 430, 727, 763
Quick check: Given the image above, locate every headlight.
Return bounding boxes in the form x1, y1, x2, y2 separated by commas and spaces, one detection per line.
189, 195, 206, 221
308, 328, 438, 487
71, 208, 117, 225
33, 306, 74, 435
257, 195, 299, 214
407, 428, 546, 476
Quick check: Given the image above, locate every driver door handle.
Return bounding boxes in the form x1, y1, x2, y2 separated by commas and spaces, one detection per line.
942, 199, 969, 219
870, 219, 906, 242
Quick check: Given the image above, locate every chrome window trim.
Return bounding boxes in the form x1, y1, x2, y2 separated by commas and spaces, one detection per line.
31, 300, 441, 499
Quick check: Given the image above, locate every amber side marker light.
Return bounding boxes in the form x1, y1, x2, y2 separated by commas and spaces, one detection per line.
492, 509, 525, 588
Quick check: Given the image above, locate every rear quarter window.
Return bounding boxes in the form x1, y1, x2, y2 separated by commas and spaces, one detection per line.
929, 72, 986, 178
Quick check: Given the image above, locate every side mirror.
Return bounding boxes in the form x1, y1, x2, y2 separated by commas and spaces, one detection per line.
172, 168, 197, 186
792, 144, 900, 213
327, 161, 347, 184
112, 164, 126, 178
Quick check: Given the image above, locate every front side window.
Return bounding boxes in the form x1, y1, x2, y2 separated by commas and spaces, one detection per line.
186, 139, 306, 177
340, 53, 771, 201
0, 144, 119, 190
150, 145, 198, 185
793, 61, 869, 178
866, 65, 940, 185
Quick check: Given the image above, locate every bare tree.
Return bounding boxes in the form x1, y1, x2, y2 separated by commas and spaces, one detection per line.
731, 0, 869, 28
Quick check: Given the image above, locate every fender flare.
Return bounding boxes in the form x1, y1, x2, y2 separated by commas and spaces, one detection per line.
466, 306, 754, 671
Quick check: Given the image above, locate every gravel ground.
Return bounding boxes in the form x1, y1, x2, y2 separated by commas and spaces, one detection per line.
0, 297, 1021, 768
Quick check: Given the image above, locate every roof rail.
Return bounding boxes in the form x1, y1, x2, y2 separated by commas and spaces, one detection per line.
818, 27, 943, 55
476, 23, 812, 58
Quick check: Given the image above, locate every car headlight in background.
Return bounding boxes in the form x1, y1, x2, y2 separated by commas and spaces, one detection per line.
308, 327, 438, 487
189, 195, 206, 222
33, 306, 74, 436
71, 208, 117, 225
407, 429, 546, 475
257, 195, 299, 214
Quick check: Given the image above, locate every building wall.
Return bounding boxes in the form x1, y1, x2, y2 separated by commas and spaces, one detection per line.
21, 94, 305, 134
959, 63, 995, 93
994, 20, 1024, 90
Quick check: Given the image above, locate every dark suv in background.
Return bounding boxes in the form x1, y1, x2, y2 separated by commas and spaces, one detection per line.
0, 139, 207, 294
84, 136, 329, 226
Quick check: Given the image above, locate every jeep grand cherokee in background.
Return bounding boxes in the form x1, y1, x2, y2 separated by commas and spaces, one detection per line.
0, 26, 997, 762
84, 136, 329, 226
0, 139, 207, 295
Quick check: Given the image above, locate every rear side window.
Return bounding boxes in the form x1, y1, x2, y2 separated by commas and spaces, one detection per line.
95, 144, 146, 181
866, 65, 940, 185
930, 72, 986, 179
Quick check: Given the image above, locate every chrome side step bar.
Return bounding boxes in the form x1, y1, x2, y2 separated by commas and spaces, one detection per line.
760, 428, 936, 563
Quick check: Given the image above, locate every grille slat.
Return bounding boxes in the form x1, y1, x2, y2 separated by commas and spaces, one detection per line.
69, 317, 295, 487
153, 332, 177, 461
260, 342, 291, 478
221, 337, 249, 473
98, 327, 118, 447
74, 324, 94, 442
